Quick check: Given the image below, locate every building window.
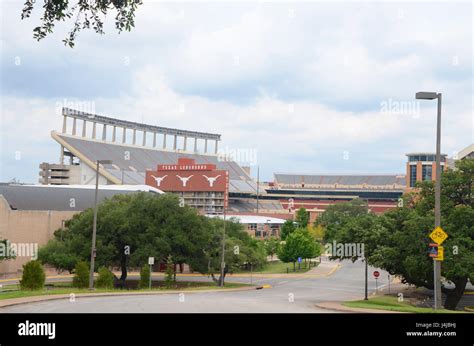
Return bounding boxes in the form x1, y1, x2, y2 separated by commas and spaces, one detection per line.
410, 165, 417, 187
422, 165, 432, 181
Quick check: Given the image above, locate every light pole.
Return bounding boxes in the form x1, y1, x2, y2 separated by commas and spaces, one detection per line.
89, 159, 113, 290
219, 204, 227, 287
416, 91, 443, 309
364, 198, 370, 300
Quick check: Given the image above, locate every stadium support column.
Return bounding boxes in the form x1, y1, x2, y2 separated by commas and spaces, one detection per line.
163, 134, 167, 149
205, 139, 208, 153
132, 129, 137, 145
173, 135, 177, 150
72, 117, 77, 136
92, 122, 97, 139
184, 136, 187, 151
82, 120, 87, 137
112, 126, 116, 142
215, 140, 219, 154
122, 128, 126, 143
60, 146, 64, 165
102, 124, 107, 141
194, 137, 198, 152
62, 115, 67, 133
143, 131, 147, 146
153, 132, 157, 148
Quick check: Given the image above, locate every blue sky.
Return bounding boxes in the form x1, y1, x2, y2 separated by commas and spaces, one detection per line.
1, 1, 472, 183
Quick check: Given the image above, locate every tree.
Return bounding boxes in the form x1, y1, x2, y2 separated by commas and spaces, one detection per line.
39, 193, 211, 286
72, 261, 89, 288
0, 239, 16, 262
307, 224, 325, 242
21, 0, 143, 48
37, 239, 79, 273
371, 159, 474, 310
188, 217, 267, 286
264, 237, 280, 260
20, 260, 45, 290
280, 220, 296, 240
277, 229, 320, 271
295, 208, 310, 228
319, 159, 474, 310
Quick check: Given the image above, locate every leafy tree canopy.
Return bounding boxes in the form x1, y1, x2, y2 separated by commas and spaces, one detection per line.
21, 0, 143, 47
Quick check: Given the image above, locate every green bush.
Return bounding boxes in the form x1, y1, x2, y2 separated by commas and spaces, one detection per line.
72, 261, 90, 288
165, 260, 175, 289
96, 267, 114, 289
20, 260, 45, 290
139, 265, 150, 289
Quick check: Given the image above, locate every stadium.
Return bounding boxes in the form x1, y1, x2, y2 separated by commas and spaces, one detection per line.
40, 108, 411, 216
1, 107, 472, 276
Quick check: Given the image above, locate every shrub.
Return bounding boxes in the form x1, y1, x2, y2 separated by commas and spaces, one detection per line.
72, 261, 90, 288
20, 260, 45, 290
139, 265, 150, 289
165, 256, 175, 289
96, 267, 114, 289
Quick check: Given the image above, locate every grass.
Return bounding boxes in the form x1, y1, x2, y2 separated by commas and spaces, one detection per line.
240, 260, 318, 274
0, 281, 250, 301
343, 295, 469, 313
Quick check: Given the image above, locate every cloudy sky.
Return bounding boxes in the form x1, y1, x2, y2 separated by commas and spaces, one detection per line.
1, 0, 472, 183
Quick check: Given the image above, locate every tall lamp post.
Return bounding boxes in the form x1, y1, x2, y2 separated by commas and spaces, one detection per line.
220, 204, 227, 287
416, 91, 443, 309
89, 159, 113, 290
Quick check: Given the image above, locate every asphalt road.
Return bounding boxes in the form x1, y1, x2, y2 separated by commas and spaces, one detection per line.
0, 260, 390, 313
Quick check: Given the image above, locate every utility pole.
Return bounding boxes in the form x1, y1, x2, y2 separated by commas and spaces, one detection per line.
416, 91, 443, 309
220, 206, 227, 287
256, 166, 260, 214
89, 159, 112, 290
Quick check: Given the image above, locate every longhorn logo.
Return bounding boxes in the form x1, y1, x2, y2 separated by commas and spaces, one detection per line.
151, 175, 167, 187
203, 175, 221, 187
176, 175, 193, 187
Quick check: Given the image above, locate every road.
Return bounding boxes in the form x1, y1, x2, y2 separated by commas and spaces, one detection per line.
0, 260, 391, 313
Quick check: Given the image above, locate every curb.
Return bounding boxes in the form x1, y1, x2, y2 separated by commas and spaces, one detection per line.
0, 285, 261, 309
315, 301, 407, 314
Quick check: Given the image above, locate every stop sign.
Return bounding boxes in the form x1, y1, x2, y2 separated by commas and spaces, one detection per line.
373, 271, 380, 278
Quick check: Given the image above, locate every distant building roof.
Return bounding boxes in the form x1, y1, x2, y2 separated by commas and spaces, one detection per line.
274, 173, 406, 189
0, 184, 163, 211
208, 214, 287, 224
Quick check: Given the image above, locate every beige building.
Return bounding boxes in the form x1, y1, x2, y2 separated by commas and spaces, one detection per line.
0, 184, 163, 277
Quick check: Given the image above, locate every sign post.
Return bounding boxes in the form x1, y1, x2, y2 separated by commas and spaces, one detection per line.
429, 227, 448, 309
373, 271, 380, 292
148, 257, 154, 290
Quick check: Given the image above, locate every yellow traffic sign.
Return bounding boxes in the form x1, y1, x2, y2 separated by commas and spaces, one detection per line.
429, 227, 448, 245
435, 246, 444, 261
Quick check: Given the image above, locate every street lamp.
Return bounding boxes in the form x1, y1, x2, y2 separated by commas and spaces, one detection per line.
416, 91, 443, 309
89, 159, 113, 290
220, 205, 227, 287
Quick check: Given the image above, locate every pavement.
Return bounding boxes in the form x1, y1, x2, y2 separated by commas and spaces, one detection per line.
0, 259, 394, 313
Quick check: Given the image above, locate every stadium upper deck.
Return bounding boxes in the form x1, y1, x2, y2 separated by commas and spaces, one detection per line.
47, 108, 258, 195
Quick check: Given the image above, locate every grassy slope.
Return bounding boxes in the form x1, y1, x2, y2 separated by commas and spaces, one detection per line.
343, 295, 468, 313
